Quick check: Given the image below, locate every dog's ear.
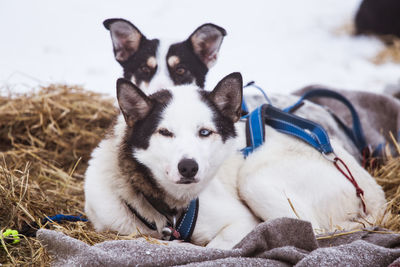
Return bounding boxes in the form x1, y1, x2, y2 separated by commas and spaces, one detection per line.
209, 72, 243, 122
189, 23, 227, 69
117, 78, 153, 127
104, 18, 143, 62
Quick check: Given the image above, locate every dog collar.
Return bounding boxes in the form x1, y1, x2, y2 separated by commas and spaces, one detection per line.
125, 198, 199, 242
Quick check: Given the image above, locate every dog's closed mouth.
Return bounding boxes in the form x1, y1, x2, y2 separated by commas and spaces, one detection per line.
177, 178, 199, 184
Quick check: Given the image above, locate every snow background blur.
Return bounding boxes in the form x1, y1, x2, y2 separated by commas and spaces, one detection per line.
1, 0, 399, 97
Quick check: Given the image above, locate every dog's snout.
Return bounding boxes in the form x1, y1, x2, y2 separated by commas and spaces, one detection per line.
178, 158, 198, 178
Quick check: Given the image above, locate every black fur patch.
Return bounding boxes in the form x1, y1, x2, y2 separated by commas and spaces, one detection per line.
167, 41, 208, 88
118, 90, 173, 201
126, 90, 173, 150
120, 38, 159, 85
199, 90, 237, 142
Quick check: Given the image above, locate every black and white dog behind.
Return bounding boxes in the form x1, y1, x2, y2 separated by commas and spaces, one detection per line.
84, 73, 386, 249
103, 18, 226, 94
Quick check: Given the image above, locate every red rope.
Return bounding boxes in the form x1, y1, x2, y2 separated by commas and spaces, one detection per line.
333, 156, 367, 213
362, 147, 369, 169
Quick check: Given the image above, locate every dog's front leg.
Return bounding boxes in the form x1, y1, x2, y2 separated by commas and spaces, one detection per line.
206, 220, 257, 250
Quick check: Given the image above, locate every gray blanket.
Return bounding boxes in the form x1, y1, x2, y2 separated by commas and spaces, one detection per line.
37, 218, 400, 266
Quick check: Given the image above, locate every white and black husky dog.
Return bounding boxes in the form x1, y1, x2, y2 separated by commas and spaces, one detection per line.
85, 73, 386, 249
103, 18, 226, 94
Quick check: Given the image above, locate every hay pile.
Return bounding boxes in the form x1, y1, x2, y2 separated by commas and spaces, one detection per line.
0, 85, 399, 265
0, 85, 120, 265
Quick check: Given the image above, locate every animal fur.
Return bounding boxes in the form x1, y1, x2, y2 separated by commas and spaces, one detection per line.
85, 73, 386, 249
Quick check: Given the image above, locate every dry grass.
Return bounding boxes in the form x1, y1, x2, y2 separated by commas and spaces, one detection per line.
0, 85, 119, 266
374, 153, 400, 231
0, 84, 399, 265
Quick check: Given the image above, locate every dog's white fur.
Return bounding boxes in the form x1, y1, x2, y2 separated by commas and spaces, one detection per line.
85, 75, 386, 249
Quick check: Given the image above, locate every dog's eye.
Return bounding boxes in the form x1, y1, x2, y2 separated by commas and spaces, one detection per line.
158, 128, 174, 137
199, 128, 212, 137
175, 67, 186, 76
140, 66, 151, 74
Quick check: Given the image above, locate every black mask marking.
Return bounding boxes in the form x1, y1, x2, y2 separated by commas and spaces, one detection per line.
120, 38, 159, 85
167, 41, 208, 88
125, 90, 173, 150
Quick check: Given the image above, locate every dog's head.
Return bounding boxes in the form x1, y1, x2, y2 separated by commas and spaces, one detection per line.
117, 72, 242, 201
105, 18, 226, 94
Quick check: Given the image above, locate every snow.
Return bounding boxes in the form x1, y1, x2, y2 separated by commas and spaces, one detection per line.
1, 0, 399, 97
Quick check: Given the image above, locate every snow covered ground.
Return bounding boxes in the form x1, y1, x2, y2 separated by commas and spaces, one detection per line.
1, 0, 399, 97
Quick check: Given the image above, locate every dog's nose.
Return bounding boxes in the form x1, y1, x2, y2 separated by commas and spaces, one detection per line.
178, 158, 198, 178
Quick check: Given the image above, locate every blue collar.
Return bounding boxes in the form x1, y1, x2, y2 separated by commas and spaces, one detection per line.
126, 198, 199, 242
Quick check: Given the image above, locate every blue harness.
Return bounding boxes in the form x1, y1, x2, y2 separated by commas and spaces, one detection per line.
283, 88, 399, 165
241, 104, 334, 157
241, 85, 368, 212
283, 88, 369, 158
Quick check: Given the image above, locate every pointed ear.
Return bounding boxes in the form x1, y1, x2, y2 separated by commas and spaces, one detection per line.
104, 18, 143, 62
189, 23, 227, 68
116, 78, 153, 127
209, 72, 243, 122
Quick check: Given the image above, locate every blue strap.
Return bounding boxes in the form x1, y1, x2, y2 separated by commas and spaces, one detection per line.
266, 105, 334, 154
241, 82, 272, 120
243, 81, 273, 105
241, 97, 249, 115
43, 214, 88, 223
242, 104, 334, 157
241, 105, 265, 157
175, 198, 199, 242
283, 88, 368, 155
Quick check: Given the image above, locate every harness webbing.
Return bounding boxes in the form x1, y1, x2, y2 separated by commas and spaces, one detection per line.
242, 105, 266, 157
242, 104, 334, 156
242, 103, 367, 213
283, 88, 368, 157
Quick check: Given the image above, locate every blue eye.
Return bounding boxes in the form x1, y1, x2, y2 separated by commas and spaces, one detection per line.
199, 129, 212, 137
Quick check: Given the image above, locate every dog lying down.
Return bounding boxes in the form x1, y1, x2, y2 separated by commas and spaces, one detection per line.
84, 73, 386, 249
